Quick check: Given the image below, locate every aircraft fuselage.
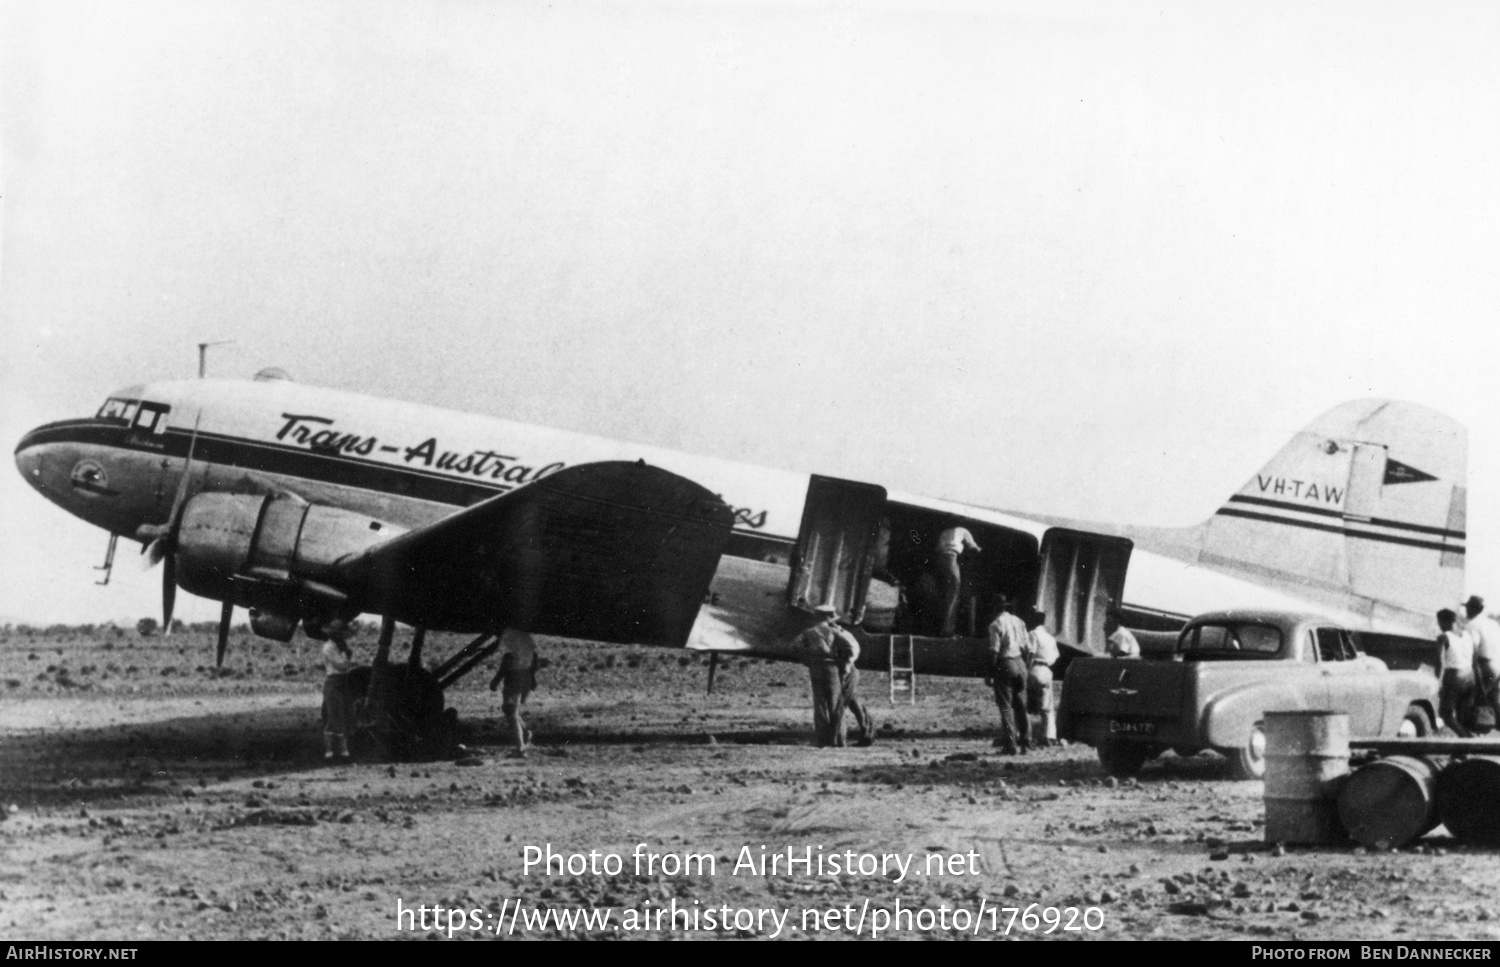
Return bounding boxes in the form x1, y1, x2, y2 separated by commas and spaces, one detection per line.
16, 378, 1456, 662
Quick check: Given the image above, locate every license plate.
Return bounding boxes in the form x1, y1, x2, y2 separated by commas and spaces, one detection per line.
1108, 718, 1157, 736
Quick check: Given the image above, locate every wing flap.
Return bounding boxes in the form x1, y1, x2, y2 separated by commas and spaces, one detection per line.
340, 461, 734, 647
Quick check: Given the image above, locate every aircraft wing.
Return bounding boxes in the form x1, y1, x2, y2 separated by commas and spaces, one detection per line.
337, 461, 735, 647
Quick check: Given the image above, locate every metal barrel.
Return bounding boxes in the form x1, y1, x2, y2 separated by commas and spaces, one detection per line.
1435, 756, 1500, 846
1337, 755, 1441, 850
1263, 711, 1350, 845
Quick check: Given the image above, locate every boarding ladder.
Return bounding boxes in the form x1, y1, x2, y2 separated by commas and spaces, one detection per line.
888, 635, 916, 704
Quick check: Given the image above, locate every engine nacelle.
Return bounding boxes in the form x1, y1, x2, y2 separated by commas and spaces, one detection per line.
175, 492, 404, 617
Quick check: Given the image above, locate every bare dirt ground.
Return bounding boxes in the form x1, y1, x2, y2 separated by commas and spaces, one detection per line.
3, 626, 1499, 941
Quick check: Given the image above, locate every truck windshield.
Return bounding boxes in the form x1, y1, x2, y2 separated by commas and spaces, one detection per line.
1180, 623, 1283, 657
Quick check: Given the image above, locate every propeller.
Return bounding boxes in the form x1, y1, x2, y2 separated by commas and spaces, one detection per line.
142, 414, 202, 635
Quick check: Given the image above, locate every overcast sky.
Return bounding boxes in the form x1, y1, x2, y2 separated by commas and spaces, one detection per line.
2, 0, 1496, 625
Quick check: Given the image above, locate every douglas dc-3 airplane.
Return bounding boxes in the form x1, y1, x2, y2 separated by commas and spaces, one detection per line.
14, 371, 1467, 749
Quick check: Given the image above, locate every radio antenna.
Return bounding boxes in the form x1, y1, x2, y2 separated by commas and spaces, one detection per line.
197, 340, 235, 378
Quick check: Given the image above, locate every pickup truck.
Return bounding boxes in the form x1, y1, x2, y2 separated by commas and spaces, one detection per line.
1057, 609, 1439, 780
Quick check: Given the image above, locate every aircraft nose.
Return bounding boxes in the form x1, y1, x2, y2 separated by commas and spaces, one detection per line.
15, 431, 42, 482
15, 430, 45, 489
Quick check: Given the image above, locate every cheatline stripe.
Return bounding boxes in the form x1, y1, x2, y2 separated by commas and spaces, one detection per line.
23, 419, 795, 554
1215, 508, 1464, 555
1226, 494, 1465, 540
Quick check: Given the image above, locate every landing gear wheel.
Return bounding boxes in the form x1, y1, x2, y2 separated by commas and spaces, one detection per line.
348, 663, 454, 761
1097, 741, 1152, 778
1227, 722, 1267, 781
1399, 704, 1434, 738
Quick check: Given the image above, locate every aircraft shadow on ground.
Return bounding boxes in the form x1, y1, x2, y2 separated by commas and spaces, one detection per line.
0, 705, 327, 807
3, 700, 1243, 809
508, 714, 1012, 748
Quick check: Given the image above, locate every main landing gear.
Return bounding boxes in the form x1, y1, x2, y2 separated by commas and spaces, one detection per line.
349, 618, 500, 761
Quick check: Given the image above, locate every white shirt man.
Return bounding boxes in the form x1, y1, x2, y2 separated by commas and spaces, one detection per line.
1027, 617, 1061, 745
1104, 612, 1140, 659
988, 609, 1031, 662
987, 603, 1032, 753
1438, 608, 1478, 736
1441, 622, 1476, 673
936, 526, 982, 556
934, 525, 982, 636
494, 628, 538, 753
1030, 624, 1060, 668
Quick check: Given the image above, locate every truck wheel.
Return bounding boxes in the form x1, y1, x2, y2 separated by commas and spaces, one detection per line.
1097, 741, 1151, 778
1398, 704, 1433, 738
1227, 722, 1267, 781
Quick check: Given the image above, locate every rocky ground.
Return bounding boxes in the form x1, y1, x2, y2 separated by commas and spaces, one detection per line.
3, 625, 1499, 941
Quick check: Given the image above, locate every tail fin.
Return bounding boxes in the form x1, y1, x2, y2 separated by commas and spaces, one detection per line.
1199, 399, 1466, 627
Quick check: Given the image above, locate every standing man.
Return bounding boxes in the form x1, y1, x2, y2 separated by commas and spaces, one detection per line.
1465, 596, 1500, 726
934, 522, 982, 636
489, 627, 539, 754
987, 596, 1032, 754
1105, 611, 1141, 659
1026, 610, 1061, 747
1436, 608, 1477, 736
796, 606, 874, 747
321, 634, 355, 761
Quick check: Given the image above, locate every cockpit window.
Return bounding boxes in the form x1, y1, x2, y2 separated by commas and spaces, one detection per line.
97, 396, 170, 433
97, 398, 130, 421
1180, 622, 1283, 657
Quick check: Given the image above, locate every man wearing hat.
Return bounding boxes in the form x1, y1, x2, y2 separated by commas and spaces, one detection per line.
986, 595, 1032, 754
1465, 596, 1500, 727
796, 605, 874, 748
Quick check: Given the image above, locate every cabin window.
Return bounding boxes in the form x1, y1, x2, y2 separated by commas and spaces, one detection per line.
1236, 624, 1282, 654
1192, 625, 1230, 651
1315, 628, 1348, 662
134, 409, 159, 432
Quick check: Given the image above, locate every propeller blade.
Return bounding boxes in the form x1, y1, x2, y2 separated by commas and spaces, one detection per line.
215, 600, 233, 670
144, 413, 205, 576
165, 413, 203, 529
154, 414, 203, 625
162, 554, 177, 634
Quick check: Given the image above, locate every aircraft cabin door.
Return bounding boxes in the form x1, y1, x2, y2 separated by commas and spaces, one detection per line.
787, 476, 888, 624
1035, 528, 1133, 654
